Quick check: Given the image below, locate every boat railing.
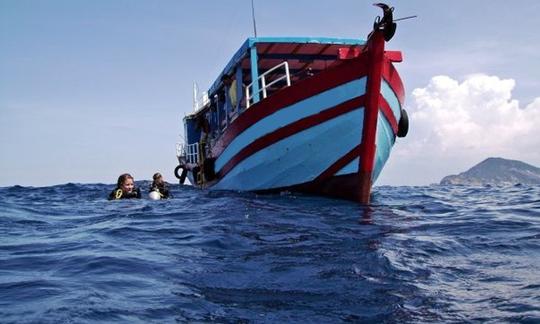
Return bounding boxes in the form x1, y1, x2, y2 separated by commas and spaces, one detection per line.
245, 61, 291, 108
175, 142, 183, 158
183, 142, 199, 164
193, 91, 210, 112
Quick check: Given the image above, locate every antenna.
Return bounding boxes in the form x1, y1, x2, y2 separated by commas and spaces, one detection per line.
251, 0, 258, 37
393, 15, 417, 22
193, 82, 198, 111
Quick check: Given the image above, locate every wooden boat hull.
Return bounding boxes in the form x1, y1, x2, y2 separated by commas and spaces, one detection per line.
193, 32, 404, 203
179, 6, 407, 203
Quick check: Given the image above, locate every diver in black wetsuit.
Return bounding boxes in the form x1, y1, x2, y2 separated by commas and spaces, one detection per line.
149, 172, 170, 199
108, 173, 142, 200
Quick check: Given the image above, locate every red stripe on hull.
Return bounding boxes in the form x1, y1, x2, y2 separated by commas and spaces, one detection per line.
206, 32, 403, 204
211, 56, 369, 158
217, 96, 366, 178
382, 59, 405, 106
313, 144, 361, 183
379, 95, 399, 134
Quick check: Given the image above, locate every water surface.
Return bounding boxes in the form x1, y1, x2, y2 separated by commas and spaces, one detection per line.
1, 183, 539, 323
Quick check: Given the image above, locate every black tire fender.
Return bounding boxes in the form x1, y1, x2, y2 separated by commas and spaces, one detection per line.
174, 165, 188, 184
397, 109, 409, 138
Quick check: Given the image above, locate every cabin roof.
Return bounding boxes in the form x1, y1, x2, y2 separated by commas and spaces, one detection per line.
207, 36, 366, 95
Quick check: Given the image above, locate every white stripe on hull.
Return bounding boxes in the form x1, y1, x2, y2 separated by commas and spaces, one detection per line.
215, 78, 367, 172
213, 108, 365, 190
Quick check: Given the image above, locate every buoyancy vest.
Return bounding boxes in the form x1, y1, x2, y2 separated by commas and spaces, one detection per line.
108, 187, 142, 200
149, 183, 170, 199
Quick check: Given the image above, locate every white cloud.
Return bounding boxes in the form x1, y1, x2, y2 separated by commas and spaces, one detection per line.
381, 74, 540, 185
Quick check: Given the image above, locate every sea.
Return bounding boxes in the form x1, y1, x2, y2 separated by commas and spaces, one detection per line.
0, 183, 539, 323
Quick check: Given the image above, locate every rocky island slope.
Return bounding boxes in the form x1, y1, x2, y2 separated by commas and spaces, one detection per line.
440, 157, 540, 185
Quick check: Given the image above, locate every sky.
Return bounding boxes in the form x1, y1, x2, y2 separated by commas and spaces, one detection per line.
1, 0, 539, 187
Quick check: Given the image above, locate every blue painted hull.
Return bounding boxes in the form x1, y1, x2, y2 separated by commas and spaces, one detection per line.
178, 28, 406, 203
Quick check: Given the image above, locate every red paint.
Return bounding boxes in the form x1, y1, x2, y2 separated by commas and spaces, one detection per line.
205, 33, 405, 204
379, 95, 399, 134
338, 47, 361, 59
382, 58, 405, 106
357, 31, 386, 204
211, 56, 369, 158
217, 96, 366, 178
384, 50, 402, 62
264, 173, 362, 202
313, 144, 361, 183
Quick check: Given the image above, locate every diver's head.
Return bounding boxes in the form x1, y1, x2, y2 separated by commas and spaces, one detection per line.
117, 173, 134, 193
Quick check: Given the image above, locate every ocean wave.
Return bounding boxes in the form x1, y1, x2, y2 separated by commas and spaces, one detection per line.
0, 183, 538, 322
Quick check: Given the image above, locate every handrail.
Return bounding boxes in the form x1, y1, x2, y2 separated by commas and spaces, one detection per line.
175, 142, 183, 158
183, 143, 199, 164
193, 91, 210, 112
245, 61, 291, 108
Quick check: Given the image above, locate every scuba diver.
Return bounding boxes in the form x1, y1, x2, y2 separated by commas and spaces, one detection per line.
108, 173, 142, 200
148, 172, 170, 200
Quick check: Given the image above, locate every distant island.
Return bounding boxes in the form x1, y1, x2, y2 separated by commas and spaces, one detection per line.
440, 157, 540, 185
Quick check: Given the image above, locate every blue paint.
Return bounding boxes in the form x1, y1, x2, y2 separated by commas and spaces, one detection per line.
381, 80, 401, 121
248, 36, 366, 46
184, 116, 201, 145
372, 114, 395, 183
207, 37, 366, 96
321, 111, 396, 181
235, 65, 244, 112
215, 78, 367, 171
250, 45, 260, 103
214, 109, 364, 190
335, 157, 360, 176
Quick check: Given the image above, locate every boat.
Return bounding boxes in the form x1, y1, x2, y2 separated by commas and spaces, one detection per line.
174, 3, 409, 204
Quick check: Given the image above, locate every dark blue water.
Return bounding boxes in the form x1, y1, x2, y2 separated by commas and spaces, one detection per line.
1, 183, 539, 323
